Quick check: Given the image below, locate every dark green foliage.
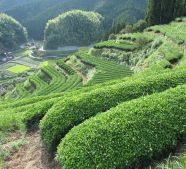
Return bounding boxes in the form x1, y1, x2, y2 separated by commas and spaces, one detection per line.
56, 84, 186, 169
103, 22, 126, 40
44, 10, 104, 49
146, 0, 186, 25
40, 68, 186, 151
118, 20, 148, 35
0, 13, 27, 50
5, 0, 147, 40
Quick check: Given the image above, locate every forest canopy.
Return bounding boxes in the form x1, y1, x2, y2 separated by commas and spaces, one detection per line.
0, 13, 27, 51
146, 0, 186, 25
44, 10, 104, 50
5, 0, 147, 40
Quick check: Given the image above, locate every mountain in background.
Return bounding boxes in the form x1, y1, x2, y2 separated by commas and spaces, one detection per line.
0, 0, 32, 11
5, 0, 148, 40
0, 13, 27, 51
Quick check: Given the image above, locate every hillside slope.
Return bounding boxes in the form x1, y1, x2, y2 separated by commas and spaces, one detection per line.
0, 9, 186, 169
90, 17, 186, 72
5, 0, 147, 40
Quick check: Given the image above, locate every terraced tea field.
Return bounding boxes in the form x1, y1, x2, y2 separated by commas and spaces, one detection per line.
0, 17, 186, 169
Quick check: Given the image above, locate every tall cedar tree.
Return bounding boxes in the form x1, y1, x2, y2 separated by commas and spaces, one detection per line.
146, 0, 186, 25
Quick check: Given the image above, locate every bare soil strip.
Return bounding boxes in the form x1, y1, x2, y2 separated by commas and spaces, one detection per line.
4, 131, 60, 169
66, 61, 87, 84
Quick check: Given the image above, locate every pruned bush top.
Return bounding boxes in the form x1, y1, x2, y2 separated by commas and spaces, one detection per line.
40, 68, 186, 151
44, 10, 104, 49
56, 84, 186, 168
0, 13, 27, 50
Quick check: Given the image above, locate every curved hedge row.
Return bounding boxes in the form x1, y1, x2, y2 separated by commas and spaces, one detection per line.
22, 98, 60, 129
29, 74, 48, 93
40, 68, 186, 151
56, 59, 76, 75
76, 52, 133, 85
52, 74, 82, 93
145, 21, 186, 44
94, 40, 137, 51
56, 84, 186, 169
0, 66, 184, 111
16, 83, 31, 99
37, 63, 66, 96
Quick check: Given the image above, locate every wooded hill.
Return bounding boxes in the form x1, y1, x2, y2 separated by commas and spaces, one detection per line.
5, 0, 148, 40
0, 13, 27, 51
44, 10, 104, 49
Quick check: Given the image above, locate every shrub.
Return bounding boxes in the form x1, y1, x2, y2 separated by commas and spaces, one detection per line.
56, 59, 76, 75
21, 98, 59, 129
56, 84, 186, 169
40, 68, 186, 151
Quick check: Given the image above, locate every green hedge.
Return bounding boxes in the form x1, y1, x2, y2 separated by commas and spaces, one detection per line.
94, 40, 137, 51
37, 63, 66, 96
22, 98, 59, 129
56, 59, 76, 75
0, 97, 59, 131
0, 66, 184, 111
16, 83, 31, 99
40, 69, 186, 151
56, 84, 186, 169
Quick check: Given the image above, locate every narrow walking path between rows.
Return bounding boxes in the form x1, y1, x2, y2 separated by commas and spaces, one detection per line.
66, 60, 87, 84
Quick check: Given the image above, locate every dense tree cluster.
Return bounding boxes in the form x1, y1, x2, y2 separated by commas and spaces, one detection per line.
5, 0, 147, 40
146, 0, 186, 25
44, 10, 103, 50
0, 13, 27, 50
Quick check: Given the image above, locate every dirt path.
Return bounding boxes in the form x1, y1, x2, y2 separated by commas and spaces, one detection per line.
4, 131, 60, 169
66, 61, 87, 84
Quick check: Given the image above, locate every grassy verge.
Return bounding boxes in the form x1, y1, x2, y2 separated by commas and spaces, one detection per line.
14, 49, 32, 57
6, 65, 30, 74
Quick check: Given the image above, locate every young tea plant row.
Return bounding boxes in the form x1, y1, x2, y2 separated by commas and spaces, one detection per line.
56, 84, 186, 169
146, 20, 186, 45
175, 17, 186, 22
144, 40, 183, 69
94, 40, 137, 51
39, 68, 186, 151
159, 41, 183, 63
118, 33, 143, 41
